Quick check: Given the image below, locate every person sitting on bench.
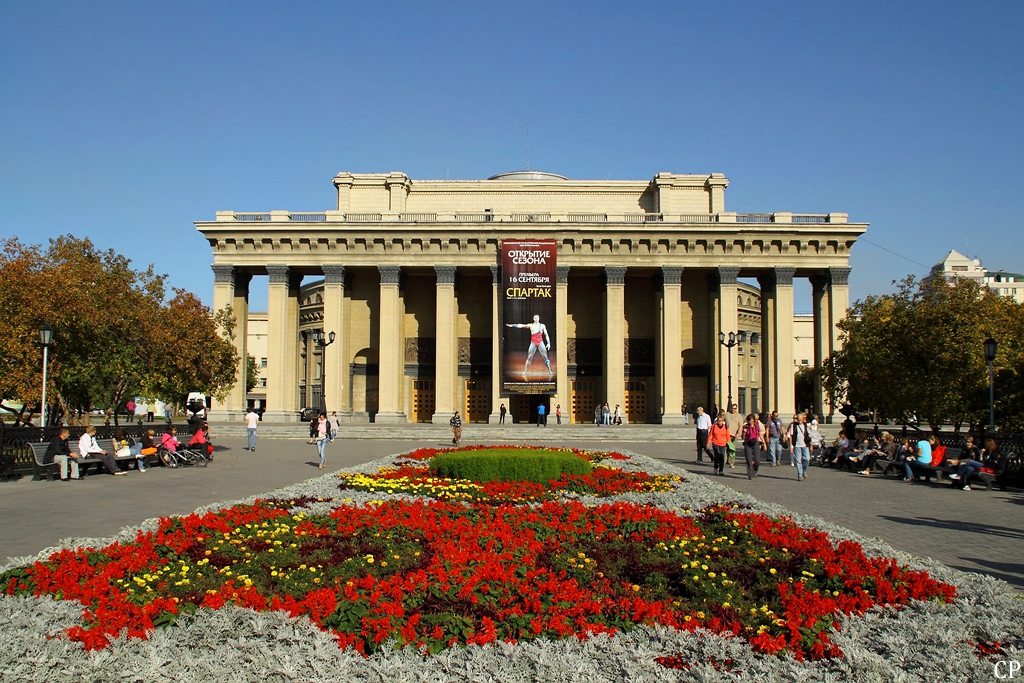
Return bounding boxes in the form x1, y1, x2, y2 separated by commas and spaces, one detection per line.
160, 426, 183, 467
79, 425, 127, 476
188, 422, 214, 457
46, 427, 80, 481
949, 437, 1000, 491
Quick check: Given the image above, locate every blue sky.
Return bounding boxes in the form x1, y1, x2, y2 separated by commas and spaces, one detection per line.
3, 2, 1022, 313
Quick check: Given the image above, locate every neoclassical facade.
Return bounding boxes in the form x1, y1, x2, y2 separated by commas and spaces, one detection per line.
199, 170, 865, 424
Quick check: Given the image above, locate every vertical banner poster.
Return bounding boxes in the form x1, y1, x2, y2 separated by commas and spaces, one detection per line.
502, 239, 557, 393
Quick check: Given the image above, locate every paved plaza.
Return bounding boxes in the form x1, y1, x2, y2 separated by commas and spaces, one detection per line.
2, 427, 1021, 592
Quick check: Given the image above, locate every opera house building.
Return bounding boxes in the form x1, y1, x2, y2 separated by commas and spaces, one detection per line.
197, 169, 865, 424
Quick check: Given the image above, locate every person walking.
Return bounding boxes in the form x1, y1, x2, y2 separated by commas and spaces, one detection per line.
244, 408, 260, 452
708, 412, 731, 476
766, 410, 784, 466
555, 404, 561, 425
741, 413, 763, 480
499, 403, 507, 424
788, 413, 812, 481
316, 412, 331, 469
724, 404, 743, 470
602, 403, 611, 426
694, 406, 712, 463
537, 402, 547, 426
450, 411, 463, 446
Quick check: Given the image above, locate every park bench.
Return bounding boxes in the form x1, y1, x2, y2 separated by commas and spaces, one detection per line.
904, 446, 963, 483
957, 451, 1021, 491
28, 442, 106, 480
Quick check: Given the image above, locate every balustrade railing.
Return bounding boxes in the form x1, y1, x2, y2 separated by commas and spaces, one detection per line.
623, 213, 664, 223
735, 213, 773, 223
224, 211, 843, 226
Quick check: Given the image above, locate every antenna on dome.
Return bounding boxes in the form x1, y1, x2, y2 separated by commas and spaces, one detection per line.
525, 125, 530, 170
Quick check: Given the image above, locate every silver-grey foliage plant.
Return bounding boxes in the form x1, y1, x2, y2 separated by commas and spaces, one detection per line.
0, 450, 1021, 682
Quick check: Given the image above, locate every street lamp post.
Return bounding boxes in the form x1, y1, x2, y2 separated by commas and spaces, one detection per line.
718, 330, 759, 411
313, 329, 336, 415
984, 337, 997, 434
39, 325, 54, 428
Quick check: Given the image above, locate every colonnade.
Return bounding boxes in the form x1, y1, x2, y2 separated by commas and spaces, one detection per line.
209, 263, 850, 424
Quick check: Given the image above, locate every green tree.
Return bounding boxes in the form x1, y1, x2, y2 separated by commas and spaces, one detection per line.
823, 275, 1024, 432
0, 236, 239, 425
246, 354, 260, 395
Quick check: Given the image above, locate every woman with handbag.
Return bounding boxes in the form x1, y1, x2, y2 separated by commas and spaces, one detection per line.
741, 414, 763, 480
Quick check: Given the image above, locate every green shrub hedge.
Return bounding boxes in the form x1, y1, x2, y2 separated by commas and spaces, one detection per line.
428, 448, 592, 483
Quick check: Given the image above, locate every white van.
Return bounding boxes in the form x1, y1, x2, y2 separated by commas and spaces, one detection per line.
186, 392, 208, 421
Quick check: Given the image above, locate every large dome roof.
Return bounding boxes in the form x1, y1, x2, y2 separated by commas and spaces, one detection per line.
486, 170, 568, 181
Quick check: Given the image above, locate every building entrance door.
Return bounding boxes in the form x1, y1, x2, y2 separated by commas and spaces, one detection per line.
464, 380, 490, 423
411, 380, 435, 423
571, 380, 595, 424
625, 380, 647, 423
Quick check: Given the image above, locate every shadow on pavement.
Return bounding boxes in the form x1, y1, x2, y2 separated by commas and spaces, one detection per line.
948, 558, 1024, 589
878, 515, 1024, 541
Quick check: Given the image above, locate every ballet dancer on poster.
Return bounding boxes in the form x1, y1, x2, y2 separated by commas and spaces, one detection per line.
506, 314, 554, 379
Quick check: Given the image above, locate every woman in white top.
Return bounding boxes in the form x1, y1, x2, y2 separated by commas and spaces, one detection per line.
78, 425, 127, 476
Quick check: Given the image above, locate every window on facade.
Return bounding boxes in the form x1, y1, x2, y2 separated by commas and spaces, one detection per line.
738, 389, 746, 415
801, 359, 810, 366
259, 378, 267, 388
751, 388, 759, 410
260, 358, 268, 368
952, 265, 968, 271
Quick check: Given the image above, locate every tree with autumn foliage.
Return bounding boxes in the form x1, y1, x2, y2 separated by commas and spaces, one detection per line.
822, 275, 1024, 432
0, 236, 239, 425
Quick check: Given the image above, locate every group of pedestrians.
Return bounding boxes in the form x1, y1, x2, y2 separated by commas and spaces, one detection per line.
695, 404, 823, 481
594, 403, 623, 425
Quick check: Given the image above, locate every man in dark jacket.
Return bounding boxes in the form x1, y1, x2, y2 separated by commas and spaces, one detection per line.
45, 428, 79, 480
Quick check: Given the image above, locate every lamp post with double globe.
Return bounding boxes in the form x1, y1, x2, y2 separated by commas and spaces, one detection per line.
313, 329, 336, 415
719, 331, 760, 411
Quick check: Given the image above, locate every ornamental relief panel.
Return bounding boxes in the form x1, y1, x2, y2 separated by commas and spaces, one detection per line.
458, 338, 492, 365
405, 337, 435, 363
567, 338, 602, 366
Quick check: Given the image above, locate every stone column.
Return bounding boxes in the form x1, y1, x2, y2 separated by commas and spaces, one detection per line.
826, 267, 851, 422
376, 265, 406, 423
810, 273, 828, 419
286, 271, 302, 416
432, 265, 458, 423
264, 266, 300, 422
302, 331, 313, 410
757, 271, 776, 416
489, 264, 503, 423
604, 266, 627, 423
660, 266, 685, 424
210, 266, 249, 420
716, 267, 740, 413
774, 268, 796, 416
553, 266, 570, 422
323, 266, 347, 417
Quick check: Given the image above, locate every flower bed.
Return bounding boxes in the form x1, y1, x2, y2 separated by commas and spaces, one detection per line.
0, 445, 1020, 682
